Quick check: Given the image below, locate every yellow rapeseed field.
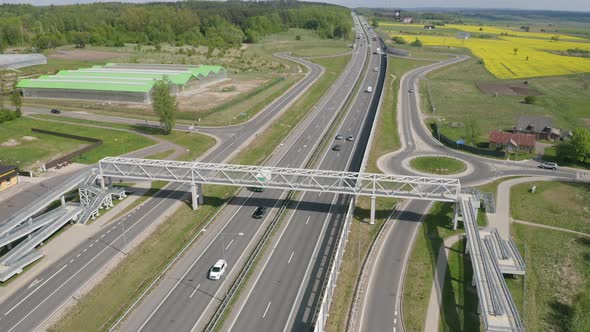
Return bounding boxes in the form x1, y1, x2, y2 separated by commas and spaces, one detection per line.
381, 22, 584, 41
397, 34, 590, 79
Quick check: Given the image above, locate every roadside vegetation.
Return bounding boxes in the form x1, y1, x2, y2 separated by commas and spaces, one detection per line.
409, 156, 467, 175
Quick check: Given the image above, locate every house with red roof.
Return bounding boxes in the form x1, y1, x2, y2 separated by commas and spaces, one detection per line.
489, 131, 536, 153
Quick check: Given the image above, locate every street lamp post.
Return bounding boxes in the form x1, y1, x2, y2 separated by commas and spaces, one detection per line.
220, 232, 244, 297
115, 138, 126, 154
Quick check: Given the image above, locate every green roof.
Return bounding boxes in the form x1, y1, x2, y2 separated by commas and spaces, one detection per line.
17, 64, 225, 93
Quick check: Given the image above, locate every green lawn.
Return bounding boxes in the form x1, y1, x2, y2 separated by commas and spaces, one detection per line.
422, 57, 590, 144
0, 117, 154, 169
409, 156, 467, 175
507, 224, 590, 332
510, 181, 590, 234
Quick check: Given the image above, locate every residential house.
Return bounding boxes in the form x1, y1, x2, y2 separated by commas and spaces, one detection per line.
515, 115, 561, 141
403, 17, 413, 24
489, 131, 536, 153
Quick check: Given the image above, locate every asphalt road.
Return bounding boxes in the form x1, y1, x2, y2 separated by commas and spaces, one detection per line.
0, 49, 326, 332
123, 14, 374, 332
359, 54, 582, 332
225, 17, 386, 332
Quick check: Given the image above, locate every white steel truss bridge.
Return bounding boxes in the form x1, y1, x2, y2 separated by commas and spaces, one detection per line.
98, 157, 460, 223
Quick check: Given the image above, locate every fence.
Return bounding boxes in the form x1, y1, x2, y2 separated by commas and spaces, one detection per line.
31, 128, 103, 169
432, 124, 506, 157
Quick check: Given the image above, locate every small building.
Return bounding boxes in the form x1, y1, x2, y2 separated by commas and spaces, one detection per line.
514, 115, 561, 141
489, 131, 536, 153
457, 32, 471, 40
424, 25, 436, 30
0, 165, 19, 192
403, 17, 413, 24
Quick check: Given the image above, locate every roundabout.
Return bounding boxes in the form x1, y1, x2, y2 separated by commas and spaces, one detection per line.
408, 155, 467, 175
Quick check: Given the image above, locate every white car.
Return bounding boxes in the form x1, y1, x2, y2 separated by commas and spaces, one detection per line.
373, 66, 379, 72
539, 162, 558, 170
366, 86, 373, 93
208, 259, 227, 280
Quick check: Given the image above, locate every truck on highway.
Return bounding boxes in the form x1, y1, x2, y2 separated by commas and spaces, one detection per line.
252, 170, 271, 192
373, 47, 380, 55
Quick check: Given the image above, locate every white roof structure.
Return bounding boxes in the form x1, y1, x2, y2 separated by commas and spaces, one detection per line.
0, 54, 47, 69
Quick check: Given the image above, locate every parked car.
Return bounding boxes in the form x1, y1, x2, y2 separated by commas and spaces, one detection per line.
539, 162, 558, 170
332, 144, 341, 151
335, 134, 343, 140
208, 260, 227, 280
252, 206, 267, 219
250, 187, 264, 192
346, 135, 354, 141
50, 109, 61, 114
408, 88, 414, 93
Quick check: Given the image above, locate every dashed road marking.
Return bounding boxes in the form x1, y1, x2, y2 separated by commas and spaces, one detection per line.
262, 301, 272, 318
288, 251, 295, 264
189, 284, 201, 298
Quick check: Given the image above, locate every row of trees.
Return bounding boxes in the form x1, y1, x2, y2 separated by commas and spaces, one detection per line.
0, 1, 352, 51
0, 74, 23, 122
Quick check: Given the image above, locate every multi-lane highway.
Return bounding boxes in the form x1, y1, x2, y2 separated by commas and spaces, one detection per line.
357, 54, 582, 332
118, 13, 376, 332
0, 41, 328, 332
225, 17, 385, 332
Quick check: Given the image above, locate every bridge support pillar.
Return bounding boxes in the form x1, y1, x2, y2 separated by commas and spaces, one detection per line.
452, 202, 460, 230
60, 195, 66, 206
191, 183, 198, 211
100, 176, 106, 190
370, 196, 376, 225
197, 183, 204, 205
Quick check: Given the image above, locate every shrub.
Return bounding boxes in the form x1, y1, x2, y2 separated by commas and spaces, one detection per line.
523, 95, 537, 104
0, 109, 18, 123
410, 38, 423, 47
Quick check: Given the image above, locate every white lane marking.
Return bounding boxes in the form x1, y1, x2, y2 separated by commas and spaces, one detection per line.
288, 251, 295, 264
83, 248, 87, 253
100, 234, 105, 238
394, 318, 397, 324
95, 239, 99, 243
336, 153, 340, 158
27, 279, 42, 290
69, 259, 74, 263
262, 301, 272, 318
106, 229, 111, 234
225, 239, 234, 250
297, 148, 301, 153
395, 310, 398, 316
4, 265, 68, 316
306, 216, 310, 225
89, 244, 93, 248
76, 254, 81, 258
189, 284, 201, 299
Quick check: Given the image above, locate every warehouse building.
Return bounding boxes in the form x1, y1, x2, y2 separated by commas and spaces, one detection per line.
0, 54, 47, 69
0, 165, 19, 192
17, 64, 227, 104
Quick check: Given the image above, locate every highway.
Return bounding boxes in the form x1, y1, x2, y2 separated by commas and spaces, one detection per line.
119, 13, 374, 332
0, 45, 326, 332
224, 17, 385, 332
357, 54, 582, 332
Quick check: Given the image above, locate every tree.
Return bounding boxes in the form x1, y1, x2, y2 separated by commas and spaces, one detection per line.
0, 79, 5, 110
11, 79, 22, 117
570, 127, 590, 163
371, 18, 379, 28
151, 79, 177, 135
410, 38, 423, 47
392, 36, 406, 44
464, 116, 481, 146
523, 95, 536, 104
513, 47, 518, 55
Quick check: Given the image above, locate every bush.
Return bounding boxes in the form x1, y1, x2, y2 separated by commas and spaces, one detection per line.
523, 95, 537, 104
0, 109, 18, 123
392, 36, 406, 44
295, 35, 301, 41
410, 38, 423, 47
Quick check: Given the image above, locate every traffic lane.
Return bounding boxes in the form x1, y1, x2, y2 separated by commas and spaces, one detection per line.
228, 191, 344, 332
2, 189, 185, 332
139, 193, 282, 332
133, 38, 370, 331
360, 200, 431, 332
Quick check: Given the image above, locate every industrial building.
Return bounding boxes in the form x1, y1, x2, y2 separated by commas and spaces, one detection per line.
0, 165, 19, 192
17, 63, 227, 104
0, 54, 47, 69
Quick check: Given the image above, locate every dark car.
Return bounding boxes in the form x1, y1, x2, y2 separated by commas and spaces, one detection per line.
332, 144, 341, 151
50, 109, 61, 114
250, 187, 264, 193
252, 206, 267, 219
335, 134, 343, 140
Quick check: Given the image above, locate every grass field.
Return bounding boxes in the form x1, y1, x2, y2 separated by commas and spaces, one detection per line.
510, 181, 590, 234
409, 156, 467, 175
0, 118, 154, 169
507, 224, 590, 332
422, 57, 590, 144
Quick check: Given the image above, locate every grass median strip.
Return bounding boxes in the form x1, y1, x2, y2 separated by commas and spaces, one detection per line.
48, 53, 350, 332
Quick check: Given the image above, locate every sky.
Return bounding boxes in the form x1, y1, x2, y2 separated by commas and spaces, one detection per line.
0, 0, 589, 12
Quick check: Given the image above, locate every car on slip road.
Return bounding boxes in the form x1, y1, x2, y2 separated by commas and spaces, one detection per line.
209, 259, 227, 280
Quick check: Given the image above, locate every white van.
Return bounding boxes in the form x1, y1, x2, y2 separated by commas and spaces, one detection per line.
366, 86, 373, 93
